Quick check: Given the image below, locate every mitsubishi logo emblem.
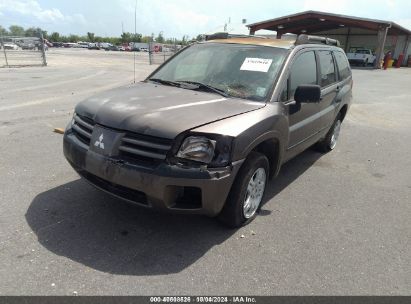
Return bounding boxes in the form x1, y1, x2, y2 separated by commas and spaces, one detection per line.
94, 133, 105, 149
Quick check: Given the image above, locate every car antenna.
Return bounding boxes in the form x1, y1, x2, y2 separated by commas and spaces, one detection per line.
133, 0, 137, 84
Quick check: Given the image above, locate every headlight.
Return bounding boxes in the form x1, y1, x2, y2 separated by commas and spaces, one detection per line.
66, 112, 76, 131
176, 135, 233, 167
71, 112, 76, 127
177, 136, 216, 164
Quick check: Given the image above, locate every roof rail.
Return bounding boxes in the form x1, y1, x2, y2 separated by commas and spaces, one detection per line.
205, 32, 268, 41
295, 34, 341, 47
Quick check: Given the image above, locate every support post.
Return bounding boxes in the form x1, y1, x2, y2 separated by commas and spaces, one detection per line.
344, 27, 351, 52
148, 40, 153, 65
276, 31, 282, 39
249, 28, 255, 35
39, 31, 47, 66
402, 35, 410, 66
1, 36, 9, 67
374, 26, 388, 69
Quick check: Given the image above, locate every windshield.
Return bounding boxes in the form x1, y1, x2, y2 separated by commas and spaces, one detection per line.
149, 43, 288, 101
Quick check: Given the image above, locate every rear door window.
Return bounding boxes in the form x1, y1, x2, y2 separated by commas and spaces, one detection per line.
318, 51, 337, 87
334, 51, 351, 80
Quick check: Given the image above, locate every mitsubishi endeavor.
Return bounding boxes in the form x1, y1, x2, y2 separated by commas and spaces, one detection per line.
63, 34, 352, 227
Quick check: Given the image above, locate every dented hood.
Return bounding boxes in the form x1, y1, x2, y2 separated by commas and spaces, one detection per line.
75, 82, 265, 138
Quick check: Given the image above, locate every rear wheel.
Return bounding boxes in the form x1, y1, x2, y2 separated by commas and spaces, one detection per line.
315, 115, 342, 153
218, 152, 269, 228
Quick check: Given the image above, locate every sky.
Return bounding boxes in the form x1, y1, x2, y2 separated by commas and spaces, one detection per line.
0, 0, 411, 38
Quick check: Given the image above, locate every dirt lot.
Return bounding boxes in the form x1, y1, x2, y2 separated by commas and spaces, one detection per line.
0, 49, 410, 295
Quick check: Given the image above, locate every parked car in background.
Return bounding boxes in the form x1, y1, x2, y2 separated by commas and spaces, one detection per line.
63, 34, 352, 228
140, 47, 148, 52
99, 42, 112, 50
3, 43, 19, 50
20, 42, 36, 50
63, 42, 79, 48
346, 48, 376, 66
105, 45, 120, 51
77, 42, 90, 48
88, 43, 100, 50
52, 42, 64, 48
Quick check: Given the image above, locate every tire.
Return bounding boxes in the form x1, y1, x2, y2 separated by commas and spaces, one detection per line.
363, 59, 368, 67
218, 151, 269, 228
315, 114, 342, 153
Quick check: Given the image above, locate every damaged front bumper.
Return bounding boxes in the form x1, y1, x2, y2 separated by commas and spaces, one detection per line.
63, 129, 244, 217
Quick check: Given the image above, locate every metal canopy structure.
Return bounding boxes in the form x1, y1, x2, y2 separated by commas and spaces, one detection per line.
247, 11, 411, 67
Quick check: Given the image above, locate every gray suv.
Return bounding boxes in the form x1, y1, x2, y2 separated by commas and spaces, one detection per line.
63, 34, 352, 227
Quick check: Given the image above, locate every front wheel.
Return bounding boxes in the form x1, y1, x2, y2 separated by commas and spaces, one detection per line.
218, 152, 269, 228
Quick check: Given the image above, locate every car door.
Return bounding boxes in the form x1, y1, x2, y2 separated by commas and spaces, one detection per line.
316, 50, 339, 130
332, 50, 352, 117
283, 50, 322, 151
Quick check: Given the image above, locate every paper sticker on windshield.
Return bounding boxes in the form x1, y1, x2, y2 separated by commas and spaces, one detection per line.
240, 58, 273, 72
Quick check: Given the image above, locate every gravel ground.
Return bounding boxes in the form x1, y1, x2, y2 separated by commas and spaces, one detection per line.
0, 49, 410, 295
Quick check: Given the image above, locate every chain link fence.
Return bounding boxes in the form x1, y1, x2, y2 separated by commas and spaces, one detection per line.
0, 35, 47, 68
148, 43, 182, 65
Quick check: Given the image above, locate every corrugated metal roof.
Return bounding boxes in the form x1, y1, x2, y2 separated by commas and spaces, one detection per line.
247, 10, 411, 35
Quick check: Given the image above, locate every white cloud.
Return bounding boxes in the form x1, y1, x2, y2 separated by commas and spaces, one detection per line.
118, 0, 215, 37
0, 0, 85, 24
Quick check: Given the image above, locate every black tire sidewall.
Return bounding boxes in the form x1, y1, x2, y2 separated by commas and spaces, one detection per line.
218, 152, 269, 228
324, 115, 342, 150
315, 114, 342, 153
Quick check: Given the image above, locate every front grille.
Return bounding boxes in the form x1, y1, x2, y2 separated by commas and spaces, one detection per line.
80, 170, 148, 205
119, 132, 172, 166
72, 114, 95, 145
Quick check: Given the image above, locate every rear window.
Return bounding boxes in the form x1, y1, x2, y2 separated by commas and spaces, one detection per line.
334, 51, 351, 80
318, 50, 336, 87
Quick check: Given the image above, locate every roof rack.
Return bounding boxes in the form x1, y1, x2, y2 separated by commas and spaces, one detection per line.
205, 32, 268, 41
295, 34, 341, 47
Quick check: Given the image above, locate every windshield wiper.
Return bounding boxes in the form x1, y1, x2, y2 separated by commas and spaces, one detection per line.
148, 78, 181, 87
177, 80, 230, 98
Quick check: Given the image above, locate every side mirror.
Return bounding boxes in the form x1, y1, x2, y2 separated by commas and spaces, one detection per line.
294, 84, 321, 103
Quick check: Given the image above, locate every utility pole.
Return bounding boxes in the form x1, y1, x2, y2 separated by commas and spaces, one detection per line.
133, 0, 137, 83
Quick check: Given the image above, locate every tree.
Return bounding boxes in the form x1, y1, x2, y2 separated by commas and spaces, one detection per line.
87, 32, 95, 42
121, 32, 132, 43
50, 32, 60, 42
25, 27, 42, 37
156, 32, 164, 43
196, 34, 204, 42
0, 26, 8, 36
68, 34, 80, 42
181, 35, 189, 45
9, 25, 25, 36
